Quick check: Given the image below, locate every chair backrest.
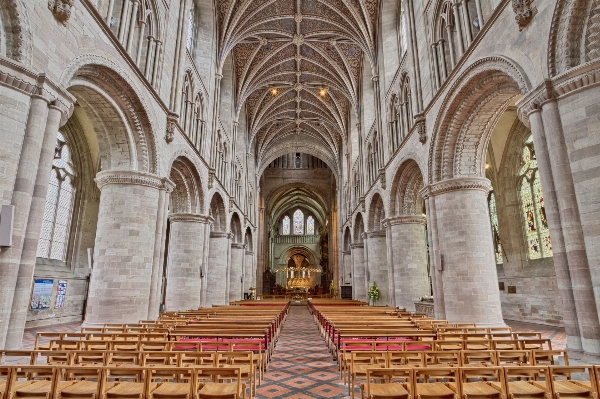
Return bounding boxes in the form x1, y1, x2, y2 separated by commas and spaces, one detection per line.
107, 351, 141, 366
532, 350, 568, 366
180, 352, 217, 366
424, 351, 461, 366
141, 351, 180, 367
196, 367, 241, 397
503, 365, 550, 384
34, 333, 62, 349
414, 366, 461, 395
351, 351, 387, 368
549, 365, 597, 394
104, 366, 146, 383
459, 366, 505, 387
366, 367, 414, 398
461, 350, 497, 366
496, 350, 532, 365
72, 351, 107, 366
37, 350, 71, 366
388, 351, 425, 367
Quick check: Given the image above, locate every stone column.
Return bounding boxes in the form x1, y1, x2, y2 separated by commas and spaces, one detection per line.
365, 231, 389, 305
229, 243, 245, 301
527, 107, 583, 355
385, 216, 430, 312
540, 99, 600, 357
244, 249, 254, 294
351, 243, 366, 300
0, 92, 51, 348
425, 195, 446, 319
206, 231, 229, 306
4, 102, 65, 349
83, 171, 167, 326
421, 178, 504, 326
147, 180, 174, 319
165, 214, 210, 311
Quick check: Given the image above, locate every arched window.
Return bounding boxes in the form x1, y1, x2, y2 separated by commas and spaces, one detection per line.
293, 209, 304, 235
282, 216, 290, 235
37, 132, 76, 262
307, 216, 315, 235
519, 135, 552, 260
488, 191, 503, 264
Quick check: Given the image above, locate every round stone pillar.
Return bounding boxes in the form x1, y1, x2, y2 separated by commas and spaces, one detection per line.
206, 231, 230, 306
365, 231, 390, 305
243, 250, 254, 294
421, 177, 504, 326
84, 171, 169, 326
229, 243, 245, 301
165, 214, 210, 311
385, 216, 430, 311
350, 243, 366, 300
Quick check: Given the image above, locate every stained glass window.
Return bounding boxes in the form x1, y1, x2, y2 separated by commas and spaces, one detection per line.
293, 209, 304, 235
282, 216, 290, 235
488, 192, 503, 264
519, 135, 552, 259
37, 132, 76, 262
307, 216, 315, 235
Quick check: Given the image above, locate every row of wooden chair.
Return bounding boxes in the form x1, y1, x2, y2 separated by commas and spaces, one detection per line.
359, 365, 598, 399
341, 349, 568, 386
0, 364, 248, 399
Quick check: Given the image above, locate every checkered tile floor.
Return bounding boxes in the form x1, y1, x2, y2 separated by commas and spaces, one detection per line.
257, 305, 352, 399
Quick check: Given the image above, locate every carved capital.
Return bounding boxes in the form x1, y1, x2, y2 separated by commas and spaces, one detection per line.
366, 230, 386, 238
169, 213, 213, 224
48, 0, 74, 26
420, 177, 492, 199
383, 215, 427, 227
95, 170, 174, 192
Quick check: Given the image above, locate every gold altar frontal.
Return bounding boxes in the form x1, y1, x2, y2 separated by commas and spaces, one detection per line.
287, 277, 310, 289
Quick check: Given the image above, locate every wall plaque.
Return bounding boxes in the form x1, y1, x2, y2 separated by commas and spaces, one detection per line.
507, 285, 517, 294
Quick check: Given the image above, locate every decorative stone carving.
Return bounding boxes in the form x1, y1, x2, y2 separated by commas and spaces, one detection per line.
292, 34, 305, 46
165, 113, 178, 143
208, 169, 216, 189
48, 0, 74, 26
512, 0, 537, 31
420, 177, 492, 199
95, 170, 174, 192
378, 169, 386, 189
294, 13, 303, 23
414, 113, 427, 144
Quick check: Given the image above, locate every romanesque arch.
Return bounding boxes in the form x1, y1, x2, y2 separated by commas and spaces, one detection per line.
390, 159, 424, 217
368, 193, 386, 232
64, 60, 158, 174
429, 57, 531, 184
208, 192, 227, 232
169, 156, 204, 214
0, 0, 32, 64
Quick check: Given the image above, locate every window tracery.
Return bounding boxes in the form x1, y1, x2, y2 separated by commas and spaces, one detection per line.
519, 135, 552, 260
37, 132, 76, 262
293, 209, 304, 235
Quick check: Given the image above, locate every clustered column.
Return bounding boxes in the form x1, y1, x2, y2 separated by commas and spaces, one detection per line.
421, 178, 504, 326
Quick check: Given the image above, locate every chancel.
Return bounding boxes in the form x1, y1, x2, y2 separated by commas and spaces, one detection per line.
0, 0, 599, 397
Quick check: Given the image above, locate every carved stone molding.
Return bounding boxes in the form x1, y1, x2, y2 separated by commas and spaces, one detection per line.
517, 60, 600, 125
169, 213, 213, 224
165, 112, 178, 143
210, 231, 229, 238
420, 177, 492, 199
232, 243, 246, 249
383, 215, 427, 227
512, 0, 537, 31
350, 243, 364, 249
95, 170, 174, 192
48, 0, 74, 26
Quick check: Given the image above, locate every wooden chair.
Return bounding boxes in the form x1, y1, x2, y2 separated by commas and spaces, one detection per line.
231, 341, 265, 382
0, 366, 14, 399
460, 350, 497, 366
34, 333, 62, 350
361, 367, 414, 399
349, 352, 388, 399
341, 342, 376, 381
532, 350, 569, 367
147, 367, 195, 399
413, 367, 460, 399
180, 352, 218, 367
496, 350, 533, 366
141, 352, 179, 367
106, 351, 140, 367
0, 350, 37, 366
7, 365, 73, 399
424, 351, 461, 367
196, 367, 245, 399
388, 351, 425, 367
502, 366, 552, 399
37, 350, 71, 366
57, 366, 113, 399
549, 366, 598, 399
455, 366, 506, 399
71, 351, 107, 366
492, 340, 521, 351
103, 366, 158, 399
218, 352, 255, 398
435, 341, 465, 352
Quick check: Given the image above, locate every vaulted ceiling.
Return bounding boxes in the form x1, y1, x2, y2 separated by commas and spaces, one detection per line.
216, 0, 380, 172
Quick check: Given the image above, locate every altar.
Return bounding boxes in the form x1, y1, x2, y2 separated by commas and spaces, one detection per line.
287, 277, 310, 289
